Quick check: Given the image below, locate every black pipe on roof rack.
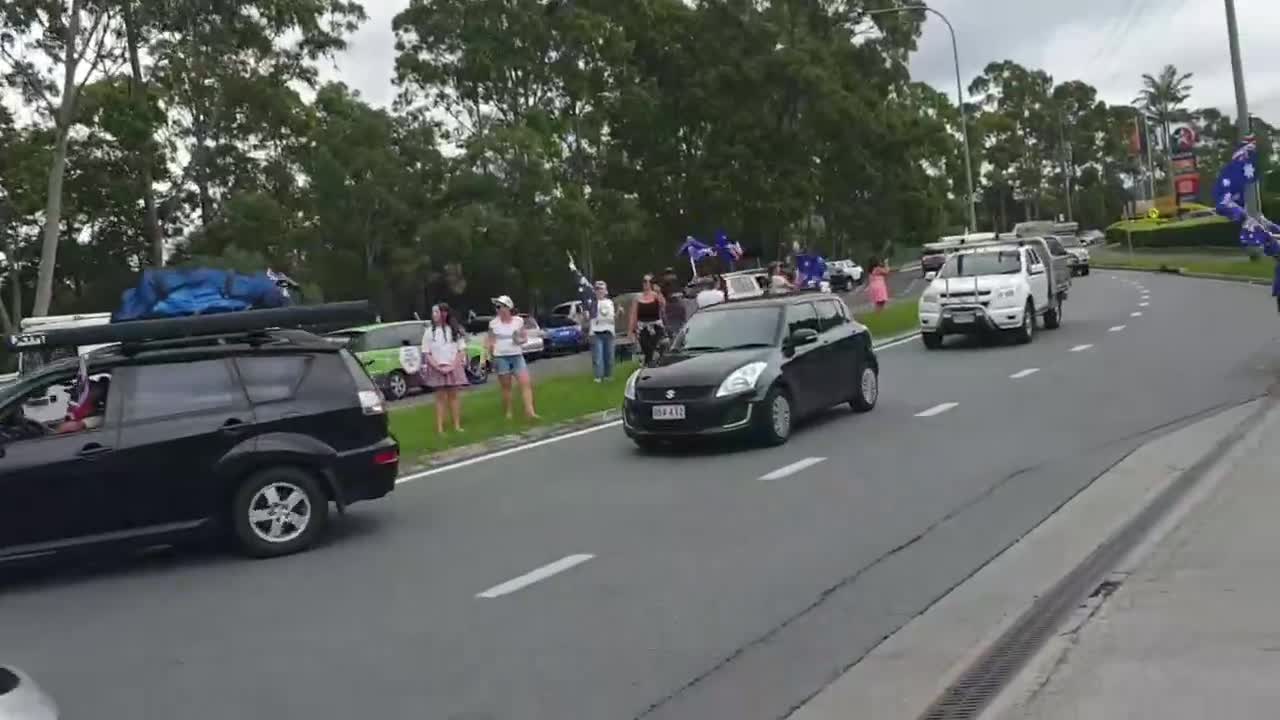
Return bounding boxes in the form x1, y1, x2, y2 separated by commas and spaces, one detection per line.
6, 301, 374, 353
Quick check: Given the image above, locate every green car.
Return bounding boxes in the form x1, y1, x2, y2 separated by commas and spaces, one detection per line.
327, 321, 490, 401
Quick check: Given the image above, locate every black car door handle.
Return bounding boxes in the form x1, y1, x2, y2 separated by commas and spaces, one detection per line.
221, 418, 250, 435
77, 443, 112, 459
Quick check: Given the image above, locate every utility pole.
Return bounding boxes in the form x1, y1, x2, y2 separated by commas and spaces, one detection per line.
865, 5, 978, 233
1058, 110, 1073, 222
1224, 0, 1257, 213
1140, 114, 1157, 202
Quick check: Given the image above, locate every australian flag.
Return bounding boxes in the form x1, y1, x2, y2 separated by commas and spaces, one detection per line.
1213, 135, 1280, 255
713, 231, 743, 262
65, 355, 91, 421
676, 236, 716, 261
795, 253, 827, 288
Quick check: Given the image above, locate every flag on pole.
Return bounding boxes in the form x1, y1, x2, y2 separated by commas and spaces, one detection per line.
713, 231, 743, 262
1213, 135, 1280, 255
676, 236, 715, 261
66, 355, 91, 421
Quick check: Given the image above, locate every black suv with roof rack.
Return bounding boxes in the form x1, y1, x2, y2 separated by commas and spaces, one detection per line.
0, 302, 399, 564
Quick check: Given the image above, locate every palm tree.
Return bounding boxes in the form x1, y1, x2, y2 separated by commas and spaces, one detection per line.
1135, 65, 1195, 201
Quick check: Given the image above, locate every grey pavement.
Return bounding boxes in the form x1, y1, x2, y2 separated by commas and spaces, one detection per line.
2, 272, 1279, 720
989, 393, 1280, 720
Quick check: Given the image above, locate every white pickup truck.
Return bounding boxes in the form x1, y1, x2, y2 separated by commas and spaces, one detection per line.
917, 237, 1066, 349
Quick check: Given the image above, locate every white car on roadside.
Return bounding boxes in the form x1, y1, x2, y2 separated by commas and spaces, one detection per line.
918, 238, 1065, 349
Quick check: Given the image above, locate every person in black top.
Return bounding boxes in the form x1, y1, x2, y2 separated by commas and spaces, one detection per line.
628, 274, 666, 367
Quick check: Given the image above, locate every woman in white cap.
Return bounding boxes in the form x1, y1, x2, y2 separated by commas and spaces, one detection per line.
486, 295, 539, 420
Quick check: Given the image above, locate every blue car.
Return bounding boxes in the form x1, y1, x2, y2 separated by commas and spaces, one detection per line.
542, 315, 588, 354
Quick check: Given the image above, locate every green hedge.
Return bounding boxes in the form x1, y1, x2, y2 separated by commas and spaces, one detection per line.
1105, 216, 1239, 248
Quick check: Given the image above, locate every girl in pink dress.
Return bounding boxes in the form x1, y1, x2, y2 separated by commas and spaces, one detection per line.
867, 257, 890, 311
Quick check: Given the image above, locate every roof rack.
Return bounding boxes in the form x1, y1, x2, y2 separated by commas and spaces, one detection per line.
6, 301, 374, 353
925, 236, 1044, 254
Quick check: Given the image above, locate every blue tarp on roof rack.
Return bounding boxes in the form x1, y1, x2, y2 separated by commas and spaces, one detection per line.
113, 268, 296, 322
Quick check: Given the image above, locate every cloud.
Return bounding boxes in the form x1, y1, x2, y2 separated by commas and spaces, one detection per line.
909, 0, 1280, 122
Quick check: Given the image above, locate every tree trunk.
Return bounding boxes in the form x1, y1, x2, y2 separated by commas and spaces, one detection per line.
1163, 120, 1178, 205
32, 0, 85, 317
123, 0, 164, 266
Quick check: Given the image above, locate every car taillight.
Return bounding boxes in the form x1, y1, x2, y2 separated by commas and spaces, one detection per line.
373, 449, 399, 465
359, 390, 385, 415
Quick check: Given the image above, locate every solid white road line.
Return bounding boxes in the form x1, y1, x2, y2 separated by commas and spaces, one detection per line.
916, 402, 958, 418
759, 456, 828, 481
396, 422, 622, 484
874, 332, 922, 351
1070, 344, 1093, 352
1109, 325, 1127, 332
1009, 368, 1040, 379
476, 554, 595, 599
1131, 311, 1143, 317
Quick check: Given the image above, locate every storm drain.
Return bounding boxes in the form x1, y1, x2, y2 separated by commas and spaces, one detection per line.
915, 394, 1271, 720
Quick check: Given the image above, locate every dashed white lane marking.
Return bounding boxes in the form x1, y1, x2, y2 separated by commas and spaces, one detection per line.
1131, 311, 1143, 317
1009, 368, 1040, 379
476, 554, 595, 598
1139, 302, 1149, 307
1109, 325, 1127, 332
1070, 344, 1093, 352
916, 402, 959, 417
759, 456, 828, 481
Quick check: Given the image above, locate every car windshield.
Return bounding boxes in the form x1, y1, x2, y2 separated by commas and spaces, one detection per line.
543, 316, 577, 328
674, 307, 780, 352
940, 251, 1023, 277
1059, 236, 1082, 247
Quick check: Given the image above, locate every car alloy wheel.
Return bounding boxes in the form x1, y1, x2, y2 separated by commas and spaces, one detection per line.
247, 481, 312, 544
861, 367, 878, 404
387, 371, 408, 400
771, 393, 792, 438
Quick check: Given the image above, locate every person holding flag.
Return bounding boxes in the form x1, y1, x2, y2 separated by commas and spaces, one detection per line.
567, 252, 618, 382
57, 357, 110, 434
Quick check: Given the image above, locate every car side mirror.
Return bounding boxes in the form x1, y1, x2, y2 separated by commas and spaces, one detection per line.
924, 271, 937, 281
787, 328, 819, 349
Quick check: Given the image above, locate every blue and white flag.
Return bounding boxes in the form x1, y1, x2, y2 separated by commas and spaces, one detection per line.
795, 253, 827, 288
676, 236, 716, 261
1213, 135, 1280, 255
714, 231, 743, 261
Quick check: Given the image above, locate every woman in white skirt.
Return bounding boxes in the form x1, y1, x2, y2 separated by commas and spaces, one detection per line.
422, 303, 469, 434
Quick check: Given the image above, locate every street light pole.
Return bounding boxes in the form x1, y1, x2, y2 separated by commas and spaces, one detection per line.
1224, 0, 1257, 213
866, 5, 978, 233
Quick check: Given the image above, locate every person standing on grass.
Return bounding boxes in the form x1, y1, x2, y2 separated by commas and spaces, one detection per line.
866, 257, 890, 311
422, 303, 468, 434
487, 295, 539, 420
568, 253, 617, 382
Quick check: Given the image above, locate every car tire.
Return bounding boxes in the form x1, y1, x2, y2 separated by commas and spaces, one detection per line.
386, 370, 409, 401
850, 364, 879, 413
231, 466, 330, 559
1082, 266, 1090, 276
1044, 295, 1063, 329
755, 385, 793, 446
922, 332, 944, 350
1013, 301, 1035, 344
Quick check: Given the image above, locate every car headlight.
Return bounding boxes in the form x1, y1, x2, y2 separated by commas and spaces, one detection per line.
992, 287, 1018, 307
716, 361, 768, 398
624, 369, 640, 400
921, 290, 939, 305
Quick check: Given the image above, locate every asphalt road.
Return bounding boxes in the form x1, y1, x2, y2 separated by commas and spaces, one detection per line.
4, 272, 1279, 720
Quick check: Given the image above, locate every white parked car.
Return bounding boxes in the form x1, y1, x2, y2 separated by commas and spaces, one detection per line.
1056, 235, 1091, 275
517, 314, 546, 359
825, 259, 864, 291
918, 237, 1066, 349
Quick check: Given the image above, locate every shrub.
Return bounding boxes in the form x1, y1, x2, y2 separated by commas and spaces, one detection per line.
1105, 216, 1240, 248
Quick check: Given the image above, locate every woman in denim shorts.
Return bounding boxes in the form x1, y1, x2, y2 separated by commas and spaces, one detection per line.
486, 295, 539, 420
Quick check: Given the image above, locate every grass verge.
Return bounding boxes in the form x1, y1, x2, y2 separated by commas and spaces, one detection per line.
856, 299, 919, 339
1092, 247, 1274, 281
390, 362, 636, 459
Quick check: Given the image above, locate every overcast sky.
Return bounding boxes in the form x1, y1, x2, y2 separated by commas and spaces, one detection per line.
326, 0, 1280, 124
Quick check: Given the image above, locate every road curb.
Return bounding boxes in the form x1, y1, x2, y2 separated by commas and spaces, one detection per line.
786, 393, 1274, 720
1094, 263, 1271, 286
395, 332, 920, 480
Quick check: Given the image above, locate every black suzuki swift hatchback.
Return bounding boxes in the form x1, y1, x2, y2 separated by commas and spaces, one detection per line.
0, 302, 399, 564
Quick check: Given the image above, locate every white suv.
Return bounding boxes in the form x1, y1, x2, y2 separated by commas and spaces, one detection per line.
917, 242, 1062, 349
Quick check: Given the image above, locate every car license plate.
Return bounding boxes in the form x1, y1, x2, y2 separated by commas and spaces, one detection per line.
952, 312, 975, 324
652, 405, 686, 420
